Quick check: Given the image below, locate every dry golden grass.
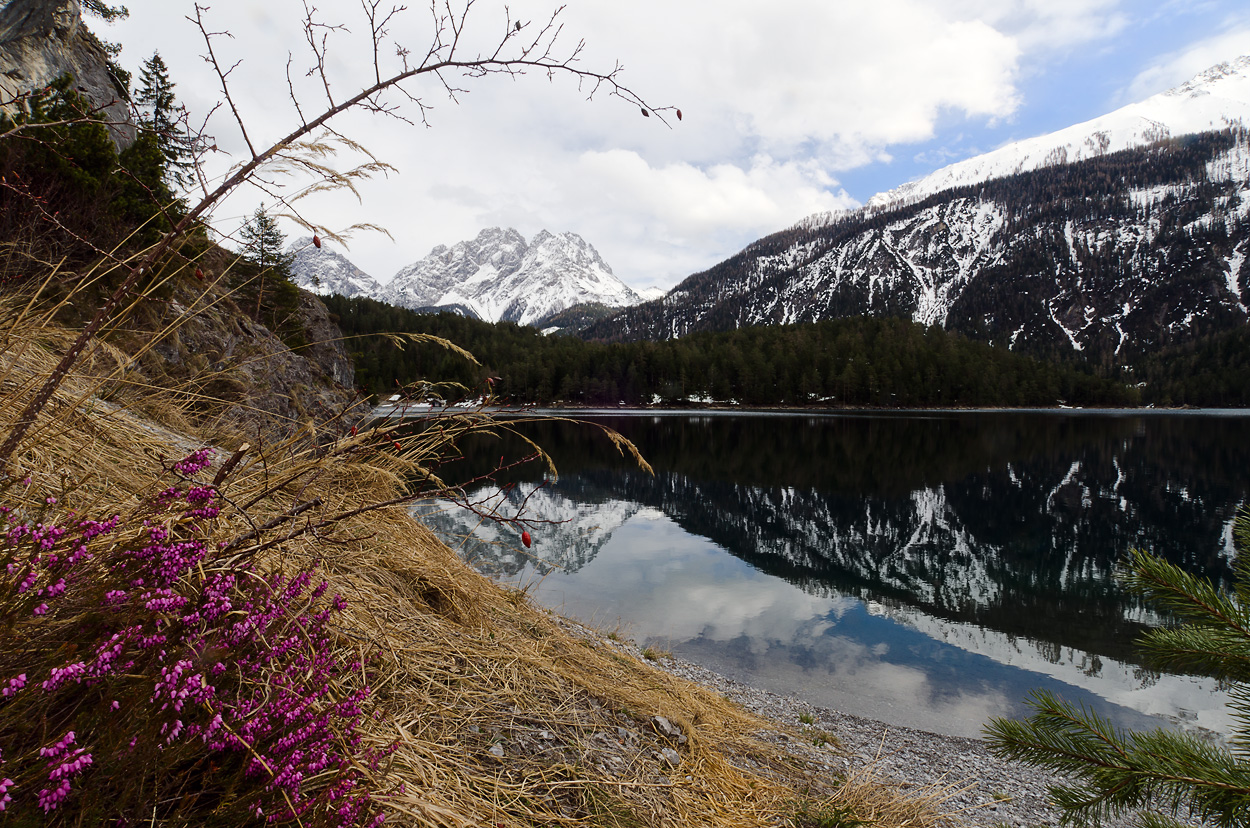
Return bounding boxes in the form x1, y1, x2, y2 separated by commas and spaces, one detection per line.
0, 277, 963, 828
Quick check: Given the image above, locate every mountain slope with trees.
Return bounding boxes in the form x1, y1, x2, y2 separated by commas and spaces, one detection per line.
583, 127, 1250, 367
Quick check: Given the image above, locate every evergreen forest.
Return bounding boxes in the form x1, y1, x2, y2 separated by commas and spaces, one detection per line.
324, 295, 1139, 407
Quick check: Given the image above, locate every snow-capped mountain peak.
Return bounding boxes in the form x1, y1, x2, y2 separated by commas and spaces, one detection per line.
288, 236, 383, 299
289, 227, 652, 328
380, 227, 643, 325
867, 54, 1250, 210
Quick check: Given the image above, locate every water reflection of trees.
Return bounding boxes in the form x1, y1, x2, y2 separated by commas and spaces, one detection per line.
439, 413, 1249, 666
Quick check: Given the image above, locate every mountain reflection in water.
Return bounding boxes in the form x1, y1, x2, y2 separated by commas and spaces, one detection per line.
414, 410, 1248, 738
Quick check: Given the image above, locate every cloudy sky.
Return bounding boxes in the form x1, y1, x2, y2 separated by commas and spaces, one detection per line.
106, 1, 1250, 293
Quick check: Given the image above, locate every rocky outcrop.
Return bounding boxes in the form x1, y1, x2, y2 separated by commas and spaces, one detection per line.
138, 274, 370, 441
0, 0, 135, 148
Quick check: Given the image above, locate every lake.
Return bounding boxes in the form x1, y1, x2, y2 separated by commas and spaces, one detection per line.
413, 409, 1249, 739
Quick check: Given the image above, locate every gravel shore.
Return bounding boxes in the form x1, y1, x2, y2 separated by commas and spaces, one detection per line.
658, 656, 1080, 827
554, 614, 1129, 827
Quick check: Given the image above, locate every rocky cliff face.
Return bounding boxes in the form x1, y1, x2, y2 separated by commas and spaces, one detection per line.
289, 228, 654, 330
130, 257, 368, 440
288, 236, 383, 300
0, 0, 134, 148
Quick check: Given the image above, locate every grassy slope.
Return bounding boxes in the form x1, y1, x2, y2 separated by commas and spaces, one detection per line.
0, 267, 959, 827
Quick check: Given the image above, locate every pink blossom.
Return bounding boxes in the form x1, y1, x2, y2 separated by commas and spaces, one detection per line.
2, 674, 27, 698
37, 779, 71, 811
173, 448, 216, 477
41, 662, 86, 692
38, 731, 75, 759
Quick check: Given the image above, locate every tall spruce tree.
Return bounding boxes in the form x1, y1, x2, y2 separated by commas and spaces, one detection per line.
986, 508, 1250, 828
134, 52, 190, 186
239, 206, 297, 319
240, 206, 295, 276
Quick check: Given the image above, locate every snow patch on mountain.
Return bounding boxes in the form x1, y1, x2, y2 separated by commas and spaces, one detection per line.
381, 228, 643, 325
867, 55, 1250, 210
753, 198, 1008, 329
1228, 242, 1248, 314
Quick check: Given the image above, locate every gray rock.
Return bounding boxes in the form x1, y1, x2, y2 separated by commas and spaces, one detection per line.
658, 747, 681, 768
652, 715, 682, 740
0, 0, 136, 150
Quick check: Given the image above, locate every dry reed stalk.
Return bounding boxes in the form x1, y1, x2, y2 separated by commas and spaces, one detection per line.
0, 284, 962, 828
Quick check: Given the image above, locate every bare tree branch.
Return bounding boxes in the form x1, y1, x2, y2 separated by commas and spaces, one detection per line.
0, 0, 672, 475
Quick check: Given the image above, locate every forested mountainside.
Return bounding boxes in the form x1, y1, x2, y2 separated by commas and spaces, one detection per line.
0, 75, 363, 435
582, 128, 1250, 364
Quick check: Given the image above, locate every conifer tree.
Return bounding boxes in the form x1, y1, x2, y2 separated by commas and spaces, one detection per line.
240, 206, 295, 276
134, 52, 190, 186
986, 508, 1250, 828
82, 0, 129, 21
239, 206, 297, 319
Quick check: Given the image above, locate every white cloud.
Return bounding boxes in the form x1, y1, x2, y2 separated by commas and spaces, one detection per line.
556, 0, 1024, 161
1123, 25, 1250, 102
934, 0, 1128, 52
572, 152, 847, 233
102, 0, 1147, 291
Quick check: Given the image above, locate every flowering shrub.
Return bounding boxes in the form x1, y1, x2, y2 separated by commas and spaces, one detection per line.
0, 450, 387, 825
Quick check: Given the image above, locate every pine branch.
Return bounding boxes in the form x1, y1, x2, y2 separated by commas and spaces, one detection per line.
1121, 549, 1250, 637
987, 690, 1250, 827
988, 546, 1250, 828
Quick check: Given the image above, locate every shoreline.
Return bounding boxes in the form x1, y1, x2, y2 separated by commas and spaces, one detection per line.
370, 401, 1249, 420
552, 613, 1137, 828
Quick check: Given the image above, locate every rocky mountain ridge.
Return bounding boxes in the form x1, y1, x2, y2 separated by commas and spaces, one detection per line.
585, 131, 1250, 358
292, 227, 649, 328
289, 236, 382, 299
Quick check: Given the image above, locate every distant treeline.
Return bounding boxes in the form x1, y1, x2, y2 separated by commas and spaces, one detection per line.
324, 295, 1138, 407
1136, 325, 1250, 407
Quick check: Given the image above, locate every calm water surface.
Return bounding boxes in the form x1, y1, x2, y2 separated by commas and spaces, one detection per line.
415, 410, 1249, 738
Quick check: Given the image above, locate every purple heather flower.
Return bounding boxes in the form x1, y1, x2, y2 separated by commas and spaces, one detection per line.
38, 731, 75, 759
2, 674, 27, 698
37, 779, 71, 811
41, 662, 86, 692
173, 448, 216, 477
